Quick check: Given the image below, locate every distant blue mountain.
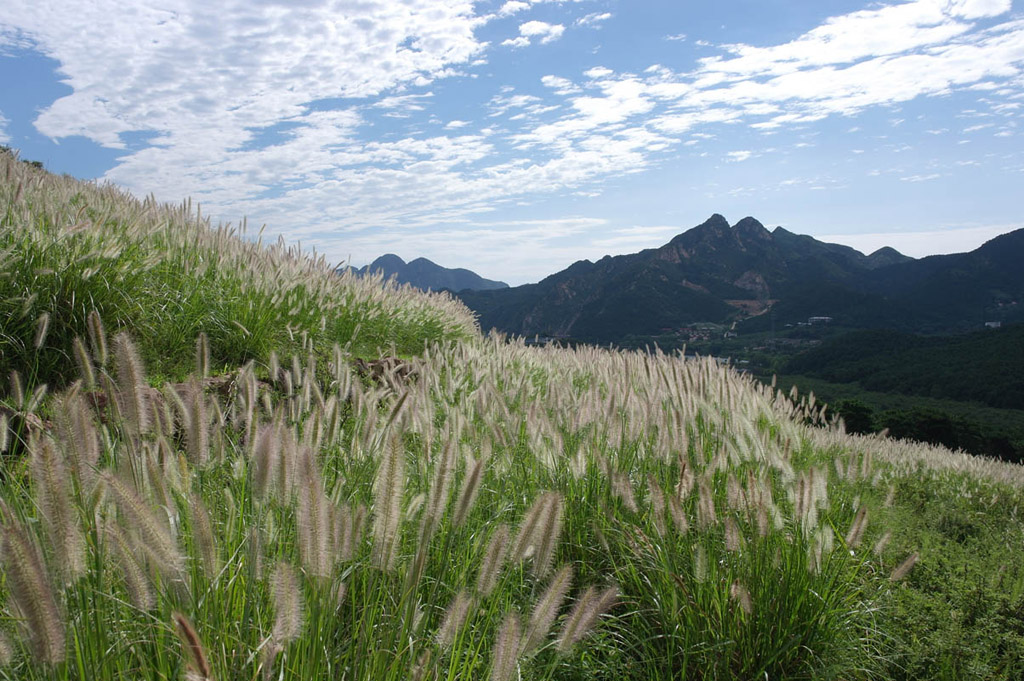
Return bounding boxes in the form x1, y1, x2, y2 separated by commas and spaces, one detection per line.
346, 254, 509, 293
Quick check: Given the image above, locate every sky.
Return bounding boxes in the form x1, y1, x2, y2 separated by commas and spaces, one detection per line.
1, 0, 1023, 285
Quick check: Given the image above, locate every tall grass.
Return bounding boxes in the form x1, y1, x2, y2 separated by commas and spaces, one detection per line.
0, 149, 476, 393
0, 320, 952, 679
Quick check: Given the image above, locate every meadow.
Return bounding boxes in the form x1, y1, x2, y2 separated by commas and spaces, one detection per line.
2, 150, 1023, 680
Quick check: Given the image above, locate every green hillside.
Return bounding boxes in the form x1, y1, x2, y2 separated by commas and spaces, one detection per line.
783, 325, 1024, 410
2, 153, 1024, 680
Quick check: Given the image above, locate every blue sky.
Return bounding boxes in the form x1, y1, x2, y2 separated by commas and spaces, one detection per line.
2, 0, 1023, 285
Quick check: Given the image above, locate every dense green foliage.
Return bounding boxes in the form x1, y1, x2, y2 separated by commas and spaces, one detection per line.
783, 326, 1024, 410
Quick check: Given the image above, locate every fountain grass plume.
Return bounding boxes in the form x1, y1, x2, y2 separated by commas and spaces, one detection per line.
0, 501, 65, 665
372, 433, 406, 572
30, 435, 86, 581
476, 524, 511, 597
523, 564, 573, 655
114, 331, 151, 436
173, 612, 214, 681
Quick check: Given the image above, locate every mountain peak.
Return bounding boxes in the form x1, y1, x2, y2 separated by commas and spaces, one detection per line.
369, 253, 406, 270
733, 216, 770, 240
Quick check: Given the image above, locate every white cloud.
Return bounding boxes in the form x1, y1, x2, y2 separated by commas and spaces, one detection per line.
577, 12, 611, 27
501, 36, 530, 48
665, 33, 687, 42
498, 1, 529, 17
0, 110, 9, 145
2, 0, 1023, 283
541, 74, 581, 95
518, 20, 566, 44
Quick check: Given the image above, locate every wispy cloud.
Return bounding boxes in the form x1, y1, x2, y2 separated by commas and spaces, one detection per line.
2, 0, 1022, 282
0, 110, 9, 144
516, 20, 566, 45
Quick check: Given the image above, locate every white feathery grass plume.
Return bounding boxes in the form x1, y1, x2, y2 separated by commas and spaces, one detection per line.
873, 531, 892, 557
476, 524, 511, 597
251, 419, 282, 502
189, 492, 219, 580
668, 494, 690, 535
86, 310, 107, 367
114, 331, 151, 435
33, 311, 50, 349
646, 475, 667, 536
557, 585, 619, 654
724, 516, 742, 553
730, 579, 753, 616
693, 545, 708, 583
523, 565, 573, 655
195, 332, 210, 379
371, 434, 406, 571
452, 455, 485, 528
611, 471, 638, 513
436, 589, 475, 648
512, 491, 552, 561
421, 439, 456, 540
296, 446, 331, 578
891, 552, 919, 581
9, 370, 24, 408
104, 520, 156, 611
532, 492, 563, 578
52, 390, 100, 493
270, 562, 304, 644
696, 477, 717, 529
0, 413, 7, 454
183, 379, 209, 465
844, 506, 869, 550
0, 502, 66, 665
490, 611, 522, 681
103, 473, 185, 581
30, 435, 86, 581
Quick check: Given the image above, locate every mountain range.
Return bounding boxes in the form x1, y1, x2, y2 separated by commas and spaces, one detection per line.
347, 254, 509, 292
455, 214, 1024, 343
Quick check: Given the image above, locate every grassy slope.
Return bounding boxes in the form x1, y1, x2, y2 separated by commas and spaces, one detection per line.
1, 154, 1023, 680
0, 151, 476, 390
